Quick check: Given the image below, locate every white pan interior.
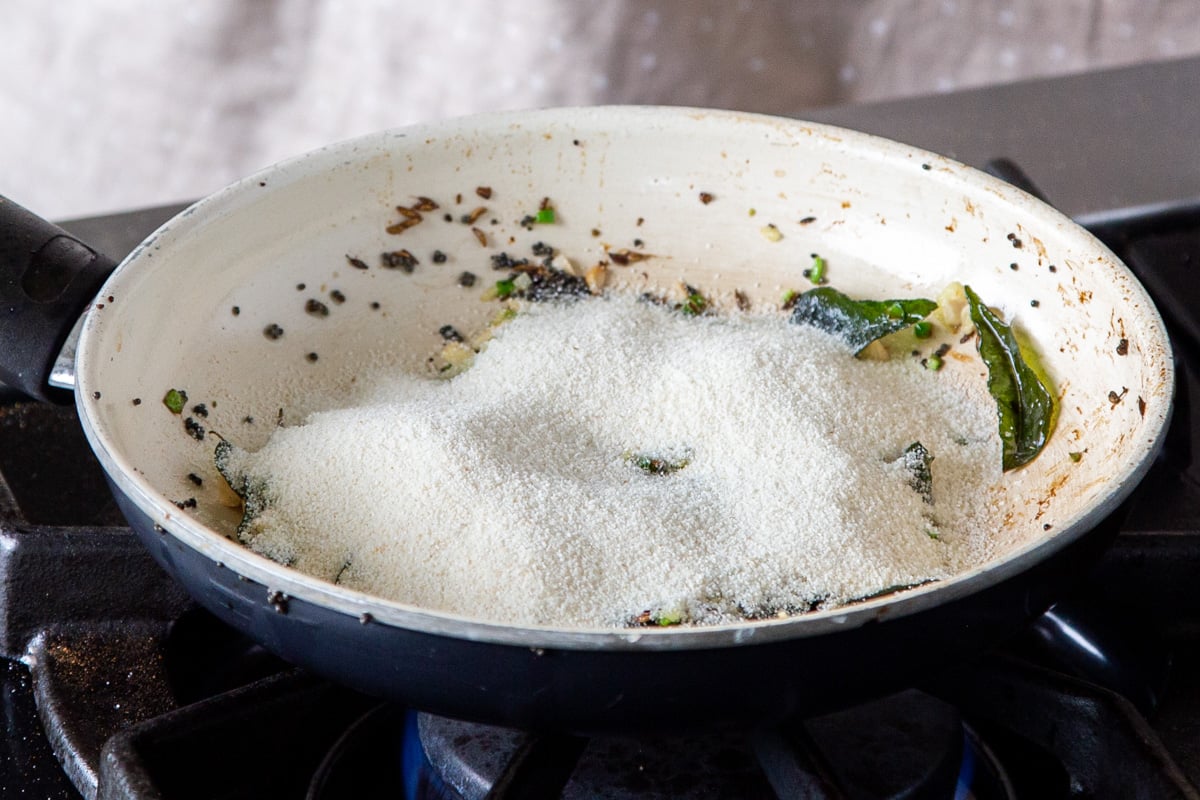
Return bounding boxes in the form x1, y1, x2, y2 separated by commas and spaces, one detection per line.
73, 107, 1172, 647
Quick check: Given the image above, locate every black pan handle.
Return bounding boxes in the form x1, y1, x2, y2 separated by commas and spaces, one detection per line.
0, 195, 117, 403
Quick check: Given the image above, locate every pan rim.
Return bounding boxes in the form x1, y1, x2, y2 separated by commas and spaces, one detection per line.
73, 105, 1175, 651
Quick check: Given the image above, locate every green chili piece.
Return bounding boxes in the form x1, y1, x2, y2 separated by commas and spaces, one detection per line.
163, 388, 187, 415
913, 321, 933, 339
494, 278, 516, 299
535, 207, 556, 224
809, 254, 827, 284
681, 292, 708, 316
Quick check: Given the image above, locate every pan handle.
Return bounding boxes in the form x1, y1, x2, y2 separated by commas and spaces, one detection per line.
0, 195, 116, 403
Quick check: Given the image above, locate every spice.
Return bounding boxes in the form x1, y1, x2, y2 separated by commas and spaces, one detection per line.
263, 324, 284, 340
305, 299, 330, 318
386, 205, 424, 235
458, 271, 478, 287
330, 290, 346, 304
432, 250, 448, 263
346, 255, 369, 270
699, 191, 714, 204
381, 250, 419, 272
460, 207, 488, 224
184, 417, 206, 441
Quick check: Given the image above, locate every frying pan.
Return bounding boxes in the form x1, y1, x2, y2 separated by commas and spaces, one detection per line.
0, 107, 1173, 733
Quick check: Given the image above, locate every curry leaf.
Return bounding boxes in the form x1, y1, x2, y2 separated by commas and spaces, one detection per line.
789, 287, 937, 353
964, 285, 1055, 470
898, 441, 934, 504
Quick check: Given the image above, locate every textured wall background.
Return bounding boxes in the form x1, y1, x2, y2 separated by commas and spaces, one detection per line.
4, 0, 1199, 218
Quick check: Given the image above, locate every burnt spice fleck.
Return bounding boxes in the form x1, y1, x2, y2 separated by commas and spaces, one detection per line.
381, 249, 419, 272
432, 250, 448, 263
263, 323, 284, 340
1010, 263, 1019, 271
305, 299, 330, 318
184, 417, 206, 441
296, 283, 306, 291
330, 289, 346, 304
491, 252, 530, 270
92, 391, 101, 399
306, 352, 319, 363
439, 324, 465, 342
370, 301, 381, 310
187, 473, 203, 486
346, 255, 369, 270
1116, 338, 1129, 355
1030, 299, 1039, 307
132, 398, 142, 406
232, 306, 240, 316
192, 403, 209, 418
458, 271, 477, 287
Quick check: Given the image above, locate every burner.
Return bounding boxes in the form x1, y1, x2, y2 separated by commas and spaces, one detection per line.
304, 691, 1017, 799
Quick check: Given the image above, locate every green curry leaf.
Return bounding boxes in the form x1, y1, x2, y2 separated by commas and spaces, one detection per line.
964, 285, 1055, 470
789, 287, 937, 354
898, 441, 934, 504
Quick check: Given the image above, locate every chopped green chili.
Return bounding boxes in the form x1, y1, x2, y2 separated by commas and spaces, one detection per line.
163, 388, 187, 415
494, 278, 516, 299
808, 254, 827, 284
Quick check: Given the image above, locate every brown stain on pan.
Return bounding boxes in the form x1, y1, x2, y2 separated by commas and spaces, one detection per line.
1034, 470, 1071, 520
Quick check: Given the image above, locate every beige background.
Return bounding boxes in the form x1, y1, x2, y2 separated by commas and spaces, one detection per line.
4, 0, 1199, 219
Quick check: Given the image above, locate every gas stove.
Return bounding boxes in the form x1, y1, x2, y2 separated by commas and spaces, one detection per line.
6, 61, 1200, 799
3, 184, 1200, 800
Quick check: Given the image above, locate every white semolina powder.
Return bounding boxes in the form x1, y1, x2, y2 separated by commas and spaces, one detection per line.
221, 294, 1005, 629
